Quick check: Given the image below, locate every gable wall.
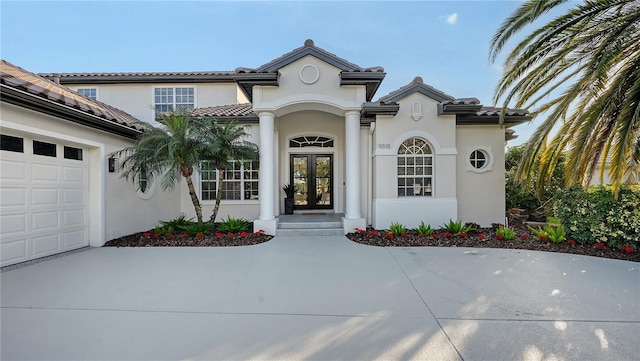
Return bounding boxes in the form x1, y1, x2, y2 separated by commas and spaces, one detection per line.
254, 55, 365, 115
371, 93, 458, 228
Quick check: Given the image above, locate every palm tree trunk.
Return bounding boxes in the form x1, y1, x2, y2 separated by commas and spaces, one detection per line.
210, 167, 225, 224
184, 174, 203, 223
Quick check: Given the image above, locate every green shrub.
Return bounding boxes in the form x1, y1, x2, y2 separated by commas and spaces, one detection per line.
217, 216, 250, 233
153, 225, 174, 236
185, 222, 211, 236
529, 224, 566, 243
160, 214, 195, 231
388, 222, 407, 236
414, 221, 435, 236
496, 226, 516, 240
441, 219, 473, 235
553, 185, 640, 248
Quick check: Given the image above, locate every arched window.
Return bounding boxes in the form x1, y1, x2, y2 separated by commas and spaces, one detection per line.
397, 137, 433, 197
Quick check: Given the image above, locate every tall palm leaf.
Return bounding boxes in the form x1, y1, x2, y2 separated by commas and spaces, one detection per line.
112, 111, 212, 223
202, 120, 258, 223
490, 0, 640, 194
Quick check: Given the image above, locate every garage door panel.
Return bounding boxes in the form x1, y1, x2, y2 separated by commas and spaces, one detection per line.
63, 230, 86, 248
0, 160, 26, 180
0, 239, 28, 263
31, 163, 59, 182
31, 211, 59, 231
1, 187, 27, 207
0, 213, 27, 235
63, 209, 84, 226
32, 188, 59, 206
1, 133, 89, 266
32, 234, 60, 256
62, 188, 84, 204
62, 166, 85, 183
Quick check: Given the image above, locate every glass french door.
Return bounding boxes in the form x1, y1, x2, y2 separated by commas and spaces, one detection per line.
291, 154, 333, 209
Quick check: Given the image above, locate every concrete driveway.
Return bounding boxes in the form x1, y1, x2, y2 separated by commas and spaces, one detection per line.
1, 236, 639, 360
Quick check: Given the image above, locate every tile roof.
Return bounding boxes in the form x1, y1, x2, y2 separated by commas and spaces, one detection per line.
1, 60, 148, 134
192, 103, 256, 118
39, 71, 235, 78
475, 106, 530, 117
378, 76, 455, 104
38, 70, 236, 85
237, 39, 384, 74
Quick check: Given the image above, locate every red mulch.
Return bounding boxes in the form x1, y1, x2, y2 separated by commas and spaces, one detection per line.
104, 223, 638, 262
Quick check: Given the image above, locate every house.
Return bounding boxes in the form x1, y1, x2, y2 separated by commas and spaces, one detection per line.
1, 40, 529, 265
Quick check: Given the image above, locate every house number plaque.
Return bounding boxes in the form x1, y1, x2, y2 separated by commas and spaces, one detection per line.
377, 143, 391, 149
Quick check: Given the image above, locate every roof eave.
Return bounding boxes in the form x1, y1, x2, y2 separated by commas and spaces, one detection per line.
1, 85, 143, 138
456, 115, 532, 126
361, 102, 400, 117
437, 103, 484, 115
340, 72, 386, 102
233, 73, 280, 101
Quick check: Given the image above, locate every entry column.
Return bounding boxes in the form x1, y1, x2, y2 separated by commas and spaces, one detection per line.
343, 110, 366, 233
254, 111, 277, 235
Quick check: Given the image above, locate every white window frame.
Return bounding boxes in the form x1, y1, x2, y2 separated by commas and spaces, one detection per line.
466, 146, 494, 173
397, 137, 434, 197
200, 160, 258, 203
153, 86, 196, 118
76, 88, 98, 100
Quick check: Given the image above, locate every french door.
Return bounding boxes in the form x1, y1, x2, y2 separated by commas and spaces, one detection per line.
290, 154, 333, 209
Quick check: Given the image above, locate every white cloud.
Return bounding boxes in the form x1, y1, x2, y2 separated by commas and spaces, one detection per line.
446, 13, 458, 25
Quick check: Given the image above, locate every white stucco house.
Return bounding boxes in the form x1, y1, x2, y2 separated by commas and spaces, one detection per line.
1, 40, 530, 266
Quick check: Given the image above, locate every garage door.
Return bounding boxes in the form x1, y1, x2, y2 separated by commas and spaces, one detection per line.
1, 133, 89, 267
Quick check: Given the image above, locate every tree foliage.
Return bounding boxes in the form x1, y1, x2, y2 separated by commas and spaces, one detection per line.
491, 0, 640, 194
506, 144, 565, 212
112, 111, 213, 223
201, 120, 258, 224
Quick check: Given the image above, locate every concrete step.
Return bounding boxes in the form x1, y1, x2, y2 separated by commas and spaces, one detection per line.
275, 228, 345, 237
278, 221, 343, 229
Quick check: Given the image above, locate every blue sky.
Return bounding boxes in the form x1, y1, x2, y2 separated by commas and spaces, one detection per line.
0, 1, 560, 145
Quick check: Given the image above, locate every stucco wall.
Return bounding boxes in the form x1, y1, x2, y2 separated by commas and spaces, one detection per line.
70, 82, 243, 124
456, 125, 506, 227
1, 103, 180, 244
371, 94, 458, 229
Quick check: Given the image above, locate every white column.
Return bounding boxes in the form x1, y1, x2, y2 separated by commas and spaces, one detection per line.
344, 110, 361, 219
258, 112, 275, 220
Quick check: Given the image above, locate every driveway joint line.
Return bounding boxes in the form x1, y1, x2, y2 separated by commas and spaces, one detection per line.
436, 317, 640, 324
0, 306, 432, 320
385, 248, 465, 361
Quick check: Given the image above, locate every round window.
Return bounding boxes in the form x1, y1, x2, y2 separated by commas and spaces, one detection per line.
470, 150, 488, 169
136, 170, 156, 200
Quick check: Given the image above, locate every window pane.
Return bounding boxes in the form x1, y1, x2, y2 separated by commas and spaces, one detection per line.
1, 134, 24, 153
33, 140, 56, 157
63, 146, 83, 160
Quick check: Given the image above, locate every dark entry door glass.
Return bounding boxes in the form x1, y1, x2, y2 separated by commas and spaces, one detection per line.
291, 154, 332, 209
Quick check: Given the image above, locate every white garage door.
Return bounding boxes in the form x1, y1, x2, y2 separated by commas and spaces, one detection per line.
1, 133, 89, 267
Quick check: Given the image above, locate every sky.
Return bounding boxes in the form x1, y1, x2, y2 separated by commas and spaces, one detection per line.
0, 0, 567, 146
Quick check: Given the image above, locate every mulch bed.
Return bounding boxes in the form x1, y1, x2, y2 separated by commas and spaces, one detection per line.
347, 223, 639, 262
104, 223, 638, 262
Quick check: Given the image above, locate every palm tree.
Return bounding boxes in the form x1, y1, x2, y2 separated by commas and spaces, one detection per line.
490, 0, 639, 194
113, 111, 212, 223
202, 120, 258, 224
